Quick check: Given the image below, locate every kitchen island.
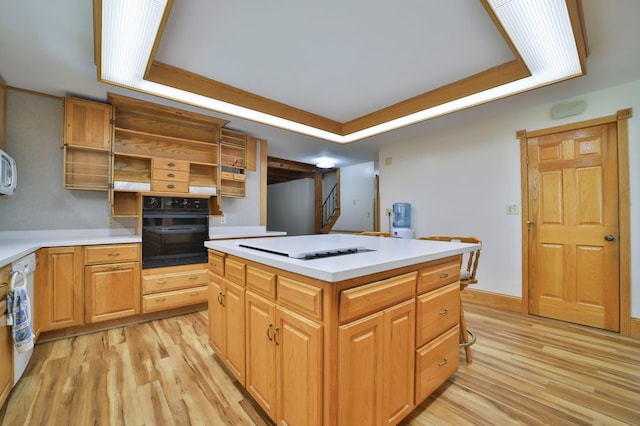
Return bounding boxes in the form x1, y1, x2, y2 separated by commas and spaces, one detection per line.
205, 234, 479, 426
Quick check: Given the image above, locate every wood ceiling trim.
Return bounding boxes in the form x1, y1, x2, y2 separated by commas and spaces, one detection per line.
146, 61, 344, 135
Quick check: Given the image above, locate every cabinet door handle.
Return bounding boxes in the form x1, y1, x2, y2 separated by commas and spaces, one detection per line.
0, 282, 8, 288
167, 173, 175, 178
439, 273, 449, 279
439, 308, 449, 316
167, 184, 175, 189
266, 323, 274, 341
438, 358, 449, 366
218, 292, 225, 307
274, 327, 280, 346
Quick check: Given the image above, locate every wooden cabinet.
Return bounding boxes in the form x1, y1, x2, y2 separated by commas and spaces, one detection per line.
109, 93, 228, 216
219, 128, 247, 198
0, 264, 13, 408
36, 247, 84, 331
208, 250, 462, 425
63, 97, 112, 190
338, 288, 415, 426
141, 264, 208, 313
0, 74, 6, 151
245, 291, 323, 425
414, 259, 461, 404
208, 251, 246, 384
84, 244, 141, 323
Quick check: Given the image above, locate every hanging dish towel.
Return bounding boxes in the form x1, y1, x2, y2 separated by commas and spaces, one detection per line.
6, 287, 34, 354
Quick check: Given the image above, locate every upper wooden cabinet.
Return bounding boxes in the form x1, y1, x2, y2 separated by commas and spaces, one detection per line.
219, 128, 247, 198
0, 74, 6, 151
62, 97, 112, 190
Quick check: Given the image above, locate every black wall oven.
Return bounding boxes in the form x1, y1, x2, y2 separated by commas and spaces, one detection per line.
142, 196, 209, 269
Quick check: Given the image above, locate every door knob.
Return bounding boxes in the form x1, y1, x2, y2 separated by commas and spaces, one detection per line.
605, 234, 615, 241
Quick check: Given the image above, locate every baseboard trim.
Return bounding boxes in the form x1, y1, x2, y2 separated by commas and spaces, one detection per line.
631, 318, 640, 339
462, 289, 522, 312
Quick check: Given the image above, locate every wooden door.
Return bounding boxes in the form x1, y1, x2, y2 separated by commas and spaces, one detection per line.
276, 307, 322, 426
36, 247, 84, 331
338, 312, 384, 426
245, 292, 277, 419
84, 262, 140, 323
527, 123, 619, 331
224, 280, 245, 384
207, 276, 225, 356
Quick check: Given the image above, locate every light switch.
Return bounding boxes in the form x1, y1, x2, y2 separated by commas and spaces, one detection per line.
506, 204, 519, 215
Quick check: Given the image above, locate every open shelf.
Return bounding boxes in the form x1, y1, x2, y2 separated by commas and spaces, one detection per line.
63, 147, 110, 190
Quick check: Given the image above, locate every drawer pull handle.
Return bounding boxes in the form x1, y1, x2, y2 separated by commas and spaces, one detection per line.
189, 276, 198, 280
0, 282, 8, 288
108, 252, 120, 257
190, 292, 200, 296
156, 297, 166, 302
439, 308, 449, 316
439, 273, 449, 279
157, 280, 167, 284
266, 323, 274, 341
167, 162, 175, 167
108, 266, 120, 271
167, 173, 175, 178
438, 358, 449, 366
167, 184, 175, 189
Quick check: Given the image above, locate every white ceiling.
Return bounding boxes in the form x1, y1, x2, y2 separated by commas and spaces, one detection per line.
1, 1, 640, 168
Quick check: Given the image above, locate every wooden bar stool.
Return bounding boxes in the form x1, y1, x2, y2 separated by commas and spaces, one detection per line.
418, 235, 482, 363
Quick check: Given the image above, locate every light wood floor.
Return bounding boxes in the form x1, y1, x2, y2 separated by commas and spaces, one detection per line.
1, 303, 638, 425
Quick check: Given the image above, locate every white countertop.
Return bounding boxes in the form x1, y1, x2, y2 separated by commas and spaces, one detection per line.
205, 234, 480, 282
0, 229, 141, 267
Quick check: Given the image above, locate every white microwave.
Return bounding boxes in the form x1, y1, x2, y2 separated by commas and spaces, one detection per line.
0, 149, 17, 196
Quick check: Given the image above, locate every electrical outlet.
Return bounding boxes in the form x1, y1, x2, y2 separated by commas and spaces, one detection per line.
220, 214, 226, 224
385, 208, 391, 216
507, 204, 519, 215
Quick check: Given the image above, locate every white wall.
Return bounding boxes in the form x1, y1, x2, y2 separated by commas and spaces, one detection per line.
379, 79, 640, 317
267, 178, 315, 235
333, 162, 376, 232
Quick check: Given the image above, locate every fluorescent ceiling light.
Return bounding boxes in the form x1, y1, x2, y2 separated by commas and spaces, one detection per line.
315, 158, 336, 169
99, 0, 582, 143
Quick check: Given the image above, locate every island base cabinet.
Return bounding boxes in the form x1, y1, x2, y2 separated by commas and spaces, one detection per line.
208, 274, 245, 384
338, 299, 415, 426
415, 325, 459, 403
85, 262, 140, 323
245, 292, 323, 425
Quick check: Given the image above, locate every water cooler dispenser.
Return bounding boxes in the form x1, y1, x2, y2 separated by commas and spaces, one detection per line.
391, 202, 414, 238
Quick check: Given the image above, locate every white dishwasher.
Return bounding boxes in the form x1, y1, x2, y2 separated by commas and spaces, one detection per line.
9, 252, 36, 385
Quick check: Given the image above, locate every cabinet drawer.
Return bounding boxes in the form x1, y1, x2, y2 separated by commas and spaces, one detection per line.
225, 258, 246, 286
143, 269, 208, 294
151, 180, 190, 193
151, 168, 189, 182
84, 243, 140, 264
153, 158, 189, 172
142, 285, 208, 313
208, 251, 225, 276
278, 276, 323, 320
247, 266, 276, 298
417, 259, 460, 294
416, 281, 460, 346
220, 171, 245, 181
415, 326, 459, 404
339, 271, 416, 323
